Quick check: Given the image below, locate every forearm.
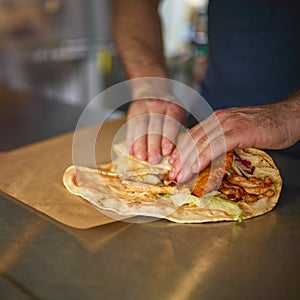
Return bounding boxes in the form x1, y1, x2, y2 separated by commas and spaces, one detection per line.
112, 0, 168, 79
277, 87, 300, 145
169, 88, 300, 182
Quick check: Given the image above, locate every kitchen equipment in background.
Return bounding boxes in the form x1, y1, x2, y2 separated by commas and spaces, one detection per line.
160, 0, 208, 90
0, 0, 124, 106
0, 0, 208, 108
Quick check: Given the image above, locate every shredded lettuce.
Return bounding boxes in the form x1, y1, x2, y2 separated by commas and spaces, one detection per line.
171, 194, 197, 207
170, 192, 243, 220
237, 214, 244, 223
160, 193, 171, 198
171, 191, 219, 208
133, 174, 161, 185
205, 197, 242, 220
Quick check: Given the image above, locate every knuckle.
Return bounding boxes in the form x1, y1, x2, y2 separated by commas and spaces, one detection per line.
214, 109, 234, 121
195, 136, 207, 150
210, 137, 226, 154
163, 117, 179, 128
221, 111, 249, 130
214, 109, 225, 119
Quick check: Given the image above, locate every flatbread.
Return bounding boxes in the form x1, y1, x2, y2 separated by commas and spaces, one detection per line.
63, 148, 282, 223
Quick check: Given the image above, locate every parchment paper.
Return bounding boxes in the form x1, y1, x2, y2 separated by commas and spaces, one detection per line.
0, 117, 126, 229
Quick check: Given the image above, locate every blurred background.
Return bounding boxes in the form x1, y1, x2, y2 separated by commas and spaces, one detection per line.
0, 0, 208, 108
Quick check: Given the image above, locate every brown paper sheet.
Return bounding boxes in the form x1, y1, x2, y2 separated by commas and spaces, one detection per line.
0, 117, 126, 229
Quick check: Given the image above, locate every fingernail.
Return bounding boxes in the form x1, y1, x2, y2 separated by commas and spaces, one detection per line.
169, 170, 176, 180
177, 171, 185, 183
136, 152, 146, 160
169, 155, 176, 164
162, 143, 172, 155
149, 154, 162, 164
192, 162, 199, 172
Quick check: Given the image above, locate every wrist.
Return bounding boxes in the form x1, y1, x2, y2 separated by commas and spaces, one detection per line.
277, 88, 300, 143
129, 77, 175, 102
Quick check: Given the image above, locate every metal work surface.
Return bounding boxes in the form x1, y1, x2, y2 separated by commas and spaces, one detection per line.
1, 86, 300, 300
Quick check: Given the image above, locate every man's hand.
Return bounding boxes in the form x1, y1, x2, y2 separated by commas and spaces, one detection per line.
113, 0, 188, 163
169, 98, 300, 183
127, 99, 187, 164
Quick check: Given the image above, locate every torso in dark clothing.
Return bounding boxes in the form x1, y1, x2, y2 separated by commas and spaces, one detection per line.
202, 0, 300, 110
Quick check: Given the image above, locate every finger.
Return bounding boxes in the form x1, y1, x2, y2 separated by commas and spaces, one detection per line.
148, 134, 162, 164
190, 131, 230, 174
171, 122, 226, 182
175, 112, 225, 164
161, 115, 181, 156
127, 115, 149, 160
131, 135, 148, 160
168, 128, 195, 166
169, 125, 204, 170
169, 121, 204, 165
174, 139, 201, 183
175, 131, 237, 186
168, 132, 197, 180
148, 113, 164, 164
161, 103, 187, 156
189, 113, 224, 145
190, 110, 224, 135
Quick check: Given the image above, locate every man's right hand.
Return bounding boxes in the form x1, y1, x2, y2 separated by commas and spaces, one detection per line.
127, 98, 187, 164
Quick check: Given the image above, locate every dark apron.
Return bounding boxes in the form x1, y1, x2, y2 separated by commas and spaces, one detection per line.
201, 0, 300, 153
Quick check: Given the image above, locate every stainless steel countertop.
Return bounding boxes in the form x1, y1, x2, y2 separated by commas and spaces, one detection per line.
1, 86, 300, 300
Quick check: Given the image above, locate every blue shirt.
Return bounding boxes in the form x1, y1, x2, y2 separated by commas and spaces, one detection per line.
201, 0, 300, 153
202, 0, 300, 109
